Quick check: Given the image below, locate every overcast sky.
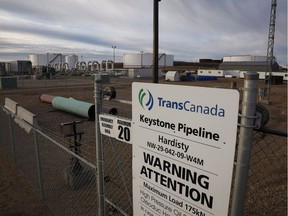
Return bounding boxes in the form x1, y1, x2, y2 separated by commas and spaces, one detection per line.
0, 0, 287, 64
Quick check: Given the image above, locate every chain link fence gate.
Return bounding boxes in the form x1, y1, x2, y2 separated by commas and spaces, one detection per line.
94, 77, 133, 216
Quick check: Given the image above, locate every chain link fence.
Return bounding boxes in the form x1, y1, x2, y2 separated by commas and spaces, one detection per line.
102, 136, 133, 215
0, 109, 99, 215
244, 131, 287, 215
0, 83, 287, 216
0, 100, 134, 216
16, 75, 93, 89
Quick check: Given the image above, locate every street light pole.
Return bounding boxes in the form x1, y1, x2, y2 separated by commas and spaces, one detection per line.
46, 53, 49, 81
153, 0, 161, 83
112, 46, 116, 63
140, 51, 143, 68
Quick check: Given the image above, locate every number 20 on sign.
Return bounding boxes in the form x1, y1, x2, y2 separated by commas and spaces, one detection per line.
115, 118, 132, 144
99, 114, 132, 144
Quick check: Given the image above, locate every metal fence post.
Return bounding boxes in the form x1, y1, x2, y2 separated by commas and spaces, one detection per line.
0, 112, 2, 149
8, 114, 16, 165
230, 71, 259, 215
94, 75, 105, 216
34, 129, 44, 199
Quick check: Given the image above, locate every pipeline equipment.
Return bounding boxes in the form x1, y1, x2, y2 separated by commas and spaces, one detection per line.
61, 120, 94, 189
103, 87, 116, 100
39, 94, 118, 120
39, 94, 55, 103
52, 96, 95, 120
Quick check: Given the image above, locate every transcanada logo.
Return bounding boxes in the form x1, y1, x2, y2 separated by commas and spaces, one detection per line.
138, 88, 154, 111
157, 97, 225, 117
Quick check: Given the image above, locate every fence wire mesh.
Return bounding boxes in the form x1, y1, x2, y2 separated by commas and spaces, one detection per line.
102, 136, 133, 215
100, 96, 133, 216
35, 130, 98, 216
0, 84, 286, 216
0, 102, 134, 216
0, 108, 99, 216
244, 131, 287, 215
16, 76, 93, 89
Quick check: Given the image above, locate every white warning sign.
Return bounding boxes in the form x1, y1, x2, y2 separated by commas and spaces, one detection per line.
132, 82, 239, 216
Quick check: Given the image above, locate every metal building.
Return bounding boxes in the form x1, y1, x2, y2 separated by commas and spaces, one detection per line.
220, 55, 279, 71
223, 55, 267, 62
9, 61, 32, 75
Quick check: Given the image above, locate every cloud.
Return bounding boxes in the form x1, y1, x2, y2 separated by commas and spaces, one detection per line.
0, 0, 286, 64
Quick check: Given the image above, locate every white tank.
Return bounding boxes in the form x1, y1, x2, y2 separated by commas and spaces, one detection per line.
123, 54, 142, 68
29, 54, 65, 67
65, 55, 78, 70
5, 62, 11, 72
29, 54, 48, 66
123, 53, 173, 68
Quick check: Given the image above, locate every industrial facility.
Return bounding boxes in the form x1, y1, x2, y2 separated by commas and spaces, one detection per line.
0, 52, 174, 78
0, 0, 285, 95
0, 53, 286, 82
196, 55, 286, 81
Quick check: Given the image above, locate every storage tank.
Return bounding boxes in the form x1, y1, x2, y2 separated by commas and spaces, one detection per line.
123, 53, 142, 68
5, 63, 11, 73
123, 53, 173, 68
29, 54, 65, 67
29, 54, 48, 66
65, 55, 78, 70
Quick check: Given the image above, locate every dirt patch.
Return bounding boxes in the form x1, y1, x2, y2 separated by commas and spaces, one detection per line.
0, 151, 53, 216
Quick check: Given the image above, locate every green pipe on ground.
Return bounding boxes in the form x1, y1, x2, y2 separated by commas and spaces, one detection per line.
52, 97, 95, 120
